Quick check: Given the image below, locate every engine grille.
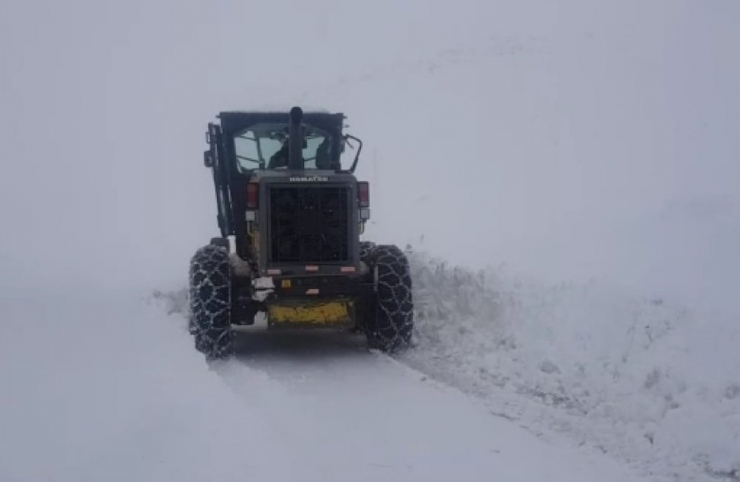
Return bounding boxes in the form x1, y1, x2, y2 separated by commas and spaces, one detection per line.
268, 186, 350, 263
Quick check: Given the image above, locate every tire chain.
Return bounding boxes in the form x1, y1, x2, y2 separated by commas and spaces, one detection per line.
188, 245, 234, 359
365, 244, 414, 351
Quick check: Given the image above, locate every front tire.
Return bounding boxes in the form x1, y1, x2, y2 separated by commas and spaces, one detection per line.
362, 244, 414, 352
189, 245, 234, 359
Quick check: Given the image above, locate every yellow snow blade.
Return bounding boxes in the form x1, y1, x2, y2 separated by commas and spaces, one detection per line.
268, 301, 354, 326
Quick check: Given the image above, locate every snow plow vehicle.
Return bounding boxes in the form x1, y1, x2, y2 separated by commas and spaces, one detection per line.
188, 107, 414, 359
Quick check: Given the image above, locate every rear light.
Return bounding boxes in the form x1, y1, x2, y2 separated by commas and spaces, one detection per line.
357, 181, 370, 208
246, 182, 259, 209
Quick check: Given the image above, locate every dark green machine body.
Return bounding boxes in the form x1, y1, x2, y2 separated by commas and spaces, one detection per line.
190, 106, 412, 360
203, 107, 372, 327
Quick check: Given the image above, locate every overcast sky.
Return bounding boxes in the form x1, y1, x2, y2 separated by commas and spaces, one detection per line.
1, 0, 738, 308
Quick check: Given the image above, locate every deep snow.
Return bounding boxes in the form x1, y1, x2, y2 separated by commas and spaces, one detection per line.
402, 249, 740, 481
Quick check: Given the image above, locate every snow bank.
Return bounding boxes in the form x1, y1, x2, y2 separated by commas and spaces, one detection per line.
402, 248, 740, 481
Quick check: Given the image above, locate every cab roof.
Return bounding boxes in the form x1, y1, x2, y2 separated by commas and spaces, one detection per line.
217, 110, 346, 137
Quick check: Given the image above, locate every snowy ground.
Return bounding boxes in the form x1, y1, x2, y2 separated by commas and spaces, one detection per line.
149, 245, 740, 482
0, 290, 652, 482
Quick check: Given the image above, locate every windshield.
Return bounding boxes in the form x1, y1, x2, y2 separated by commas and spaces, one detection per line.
233, 123, 335, 173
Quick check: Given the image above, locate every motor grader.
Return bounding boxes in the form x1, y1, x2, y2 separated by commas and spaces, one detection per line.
189, 107, 413, 359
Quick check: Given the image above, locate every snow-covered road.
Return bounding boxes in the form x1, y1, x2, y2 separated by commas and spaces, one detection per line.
227, 329, 649, 482
0, 292, 650, 482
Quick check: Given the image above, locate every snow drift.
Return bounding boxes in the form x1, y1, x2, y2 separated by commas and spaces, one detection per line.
402, 248, 740, 481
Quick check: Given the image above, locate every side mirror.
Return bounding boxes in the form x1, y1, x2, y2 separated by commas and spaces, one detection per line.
345, 134, 363, 173
204, 150, 214, 168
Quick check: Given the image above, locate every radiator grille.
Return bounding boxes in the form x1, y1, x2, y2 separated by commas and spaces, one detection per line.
268, 186, 350, 263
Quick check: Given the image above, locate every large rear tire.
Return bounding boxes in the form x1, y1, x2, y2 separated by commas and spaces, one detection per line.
189, 245, 234, 359
362, 244, 414, 352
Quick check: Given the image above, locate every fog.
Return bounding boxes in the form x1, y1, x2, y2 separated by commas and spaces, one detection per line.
1, 0, 738, 311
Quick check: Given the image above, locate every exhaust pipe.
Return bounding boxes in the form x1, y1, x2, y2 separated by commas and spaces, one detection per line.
288, 106, 304, 170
